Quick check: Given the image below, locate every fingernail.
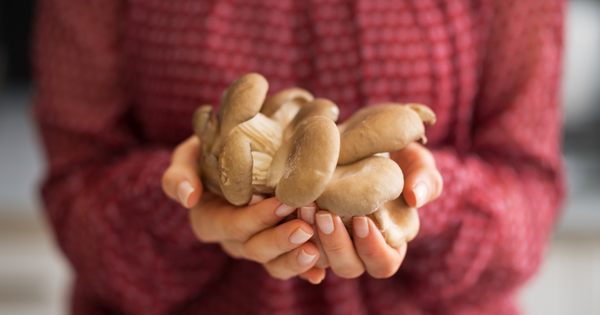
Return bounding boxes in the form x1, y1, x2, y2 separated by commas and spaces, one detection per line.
316, 213, 334, 234
290, 228, 313, 244
300, 207, 316, 224
177, 181, 194, 208
276, 203, 296, 217
413, 182, 428, 208
353, 217, 369, 238
297, 249, 317, 265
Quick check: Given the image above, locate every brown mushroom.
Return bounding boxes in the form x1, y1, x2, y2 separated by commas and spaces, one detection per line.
216, 73, 270, 150
218, 131, 254, 206
268, 116, 340, 207
367, 195, 420, 248
261, 88, 314, 128
192, 105, 217, 154
315, 156, 404, 216
282, 98, 339, 139
337, 104, 436, 165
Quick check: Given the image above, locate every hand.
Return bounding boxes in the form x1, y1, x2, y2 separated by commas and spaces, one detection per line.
162, 136, 325, 283
300, 142, 442, 279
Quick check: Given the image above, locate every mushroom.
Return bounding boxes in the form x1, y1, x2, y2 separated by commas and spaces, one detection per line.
367, 195, 420, 248
315, 156, 404, 217
193, 74, 341, 207
192, 105, 222, 195
315, 103, 435, 247
192, 73, 435, 248
268, 116, 340, 208
337, 104, 436, 165
261, 88, 314, 128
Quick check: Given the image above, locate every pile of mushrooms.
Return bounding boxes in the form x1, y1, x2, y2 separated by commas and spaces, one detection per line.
193, 73, 436, 247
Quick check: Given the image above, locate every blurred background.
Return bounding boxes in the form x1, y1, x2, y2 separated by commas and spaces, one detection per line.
1, 1, 599, 314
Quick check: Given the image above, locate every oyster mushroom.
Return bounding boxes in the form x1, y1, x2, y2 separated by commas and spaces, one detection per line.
315, 103, 436, 247
193, 74, 341, 207
367, 195, 420, 248
261, 88, 314, 128
337, 104, 436, 165
315, 156, 404, 217
268, 116, 340, 208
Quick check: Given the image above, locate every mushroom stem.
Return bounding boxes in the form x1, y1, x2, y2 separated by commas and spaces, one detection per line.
236, 113, 283, 156
251, 151, 274, 193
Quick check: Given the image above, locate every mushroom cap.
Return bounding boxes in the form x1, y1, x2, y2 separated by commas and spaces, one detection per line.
316, 156, 404, 216
273, 116, 340, 207
283, 98, 339, 139
368, 195, 420, 248
406, 103, 436, 125
218, 131, 254, 206
337, 104, 435, 165
192, 105, 217, 153
217, 73, 269, 148
261, 87, 314, 117
200, 153, 223, 196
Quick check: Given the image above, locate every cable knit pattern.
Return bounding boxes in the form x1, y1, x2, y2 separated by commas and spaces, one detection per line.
32, 0, 565, 314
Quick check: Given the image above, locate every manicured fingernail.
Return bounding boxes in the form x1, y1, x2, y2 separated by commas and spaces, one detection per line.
276, 203, 296, 217
297, 249, 317, 265
177, 181, 194, 208
413, 182, 428, 208
316, 213, 334, 234
290, 228, 313, 244
353, 217, 369, 238
300, 207, 316, 224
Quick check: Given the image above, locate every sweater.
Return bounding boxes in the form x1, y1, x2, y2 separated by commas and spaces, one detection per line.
32, 0, 566, 314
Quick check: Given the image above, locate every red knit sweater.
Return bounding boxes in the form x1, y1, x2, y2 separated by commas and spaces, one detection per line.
32, 0, 565, 314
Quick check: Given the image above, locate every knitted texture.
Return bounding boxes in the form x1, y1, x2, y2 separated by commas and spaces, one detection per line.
32, 0, 565, 314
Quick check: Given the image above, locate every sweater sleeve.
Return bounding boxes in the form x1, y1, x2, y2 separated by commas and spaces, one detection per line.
400, 0, 566, 308
32, 1, 227, 314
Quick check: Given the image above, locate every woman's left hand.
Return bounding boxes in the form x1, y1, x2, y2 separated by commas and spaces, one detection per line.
299, 142, 443, 282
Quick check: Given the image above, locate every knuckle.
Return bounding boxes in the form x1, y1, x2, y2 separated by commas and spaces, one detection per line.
242, 245, 270, 264
322, 240, 346, 254
225, 213, 250, 242
189, 210, 217, 243
358, 245, 379, 259
369, 263, 400, 279
192, 225, 217, 243
250, 207, 273, 230
333, 264, 364, 279
220, 242, 242, 259
263, 265, 292, 281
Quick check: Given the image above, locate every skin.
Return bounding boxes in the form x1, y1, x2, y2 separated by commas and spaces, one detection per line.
162, 136, 442, 284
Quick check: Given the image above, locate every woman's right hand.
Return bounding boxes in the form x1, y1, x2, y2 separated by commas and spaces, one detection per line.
162, 136, 325, 283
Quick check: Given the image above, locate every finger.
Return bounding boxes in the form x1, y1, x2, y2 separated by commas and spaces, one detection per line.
352, 216, 407, 279
310, 232, 330, 269
391, 142, 443, 208
263, 242, 320, 280
189, 196, 297, 243
220, 240, 244, 259
242, 219, 314, 263
298, 204, 330, 268
299, 268, 326, 284
249, 194, 265, 205
298, 203, 317, 225
162, 136, 203, 208
315, 211, 365, 278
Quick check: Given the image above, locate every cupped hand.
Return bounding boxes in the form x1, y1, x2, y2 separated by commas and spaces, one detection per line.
161, 136, 325, 283
300, 142, 443, 279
